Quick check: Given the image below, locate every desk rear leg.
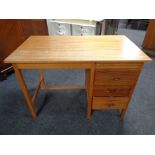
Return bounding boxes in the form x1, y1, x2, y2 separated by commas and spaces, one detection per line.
40, 69, 46, 89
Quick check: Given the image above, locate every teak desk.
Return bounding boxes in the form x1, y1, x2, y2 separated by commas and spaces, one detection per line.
4, 36, 151, 119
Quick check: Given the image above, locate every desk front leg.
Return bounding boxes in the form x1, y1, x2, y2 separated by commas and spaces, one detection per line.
13, 64, 37, 119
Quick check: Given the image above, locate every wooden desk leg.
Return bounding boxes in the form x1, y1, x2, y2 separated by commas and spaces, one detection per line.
85, 69, 89, 93
120, 110, 127, 119
87, 66, 95, 118
40, 69, 46, 89
120, 100, 130, 119
13, 64, 37, 119
120, 67, 143, 119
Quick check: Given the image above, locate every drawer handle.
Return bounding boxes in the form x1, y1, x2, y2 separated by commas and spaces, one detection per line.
106, 103, 115, 107
96, 70, 105, 72
105, 89, 117, 93
105, 90, 110, 93
113, 77, 120, 81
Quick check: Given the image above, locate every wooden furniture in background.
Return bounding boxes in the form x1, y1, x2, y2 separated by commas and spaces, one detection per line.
0, 20, 23, 74
0, 19, 48, 80
126, 19, 149, 30
104, 20, 119, 35
4, 36, 151, 119
19, 20, 48, 39
142, 19, 155, 51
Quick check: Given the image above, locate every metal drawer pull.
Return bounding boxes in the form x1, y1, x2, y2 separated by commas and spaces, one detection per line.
105, 89, 117, 93
113, 77, 120, 81
96, 70, 105, 73
105, 90, 110, 93
106, 103, 115, 107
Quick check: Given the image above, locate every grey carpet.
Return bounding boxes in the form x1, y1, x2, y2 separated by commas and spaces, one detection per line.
117, 28, 146, 48
0, 60, 155, 135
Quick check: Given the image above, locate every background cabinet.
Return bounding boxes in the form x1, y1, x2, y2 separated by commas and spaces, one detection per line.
47, 21, 71, 35
142, 19, 155, 51
46, 19, 97, 36
0, 19, 48, 79
0, 20, 23, 72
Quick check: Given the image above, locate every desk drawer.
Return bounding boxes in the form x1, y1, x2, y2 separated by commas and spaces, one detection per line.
92, 97, 128, 110
93, 85, 131, 97
72, 25, 96, 36
95, 70, 139, 86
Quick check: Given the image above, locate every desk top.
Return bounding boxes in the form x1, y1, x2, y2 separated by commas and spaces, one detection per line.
4, 35, 151, 63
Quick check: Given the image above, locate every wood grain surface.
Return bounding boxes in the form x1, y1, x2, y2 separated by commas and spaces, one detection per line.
4, 35, 151, 63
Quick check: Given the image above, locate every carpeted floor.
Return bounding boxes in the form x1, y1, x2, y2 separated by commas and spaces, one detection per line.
117, 28, 146, 48
0, 60, 155, 135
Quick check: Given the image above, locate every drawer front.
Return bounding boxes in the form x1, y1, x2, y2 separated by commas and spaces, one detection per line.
95, 70, 139, 86
93, 85, 131, 97
47, 22, 71, 35
96, 62, 143, 70
92, 97, 128, 110
72, 25, 96, 36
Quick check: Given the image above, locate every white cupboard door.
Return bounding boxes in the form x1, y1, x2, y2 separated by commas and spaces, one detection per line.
72, 25, 96, 36
47, 22, 71, 35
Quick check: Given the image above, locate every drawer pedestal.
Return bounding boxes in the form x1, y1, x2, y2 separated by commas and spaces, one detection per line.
91, 62, 143, 118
